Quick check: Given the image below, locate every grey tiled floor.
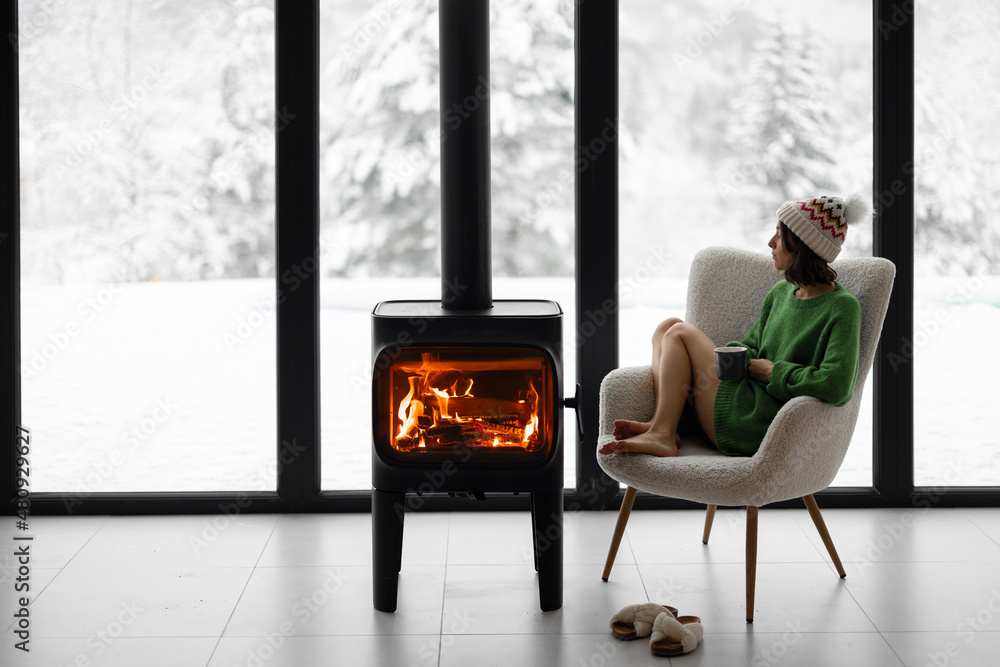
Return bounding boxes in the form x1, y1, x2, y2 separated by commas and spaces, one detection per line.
3, 507, 1000, 666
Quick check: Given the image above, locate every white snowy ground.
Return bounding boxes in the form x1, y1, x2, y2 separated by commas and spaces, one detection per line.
19, 274, 1000, 493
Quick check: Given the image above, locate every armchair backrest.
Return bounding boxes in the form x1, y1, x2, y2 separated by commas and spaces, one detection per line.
685, 246, 896, 396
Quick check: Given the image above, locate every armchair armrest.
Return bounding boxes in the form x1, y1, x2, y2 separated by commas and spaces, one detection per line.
748, 394, 859, 503
597, 366, 655, 441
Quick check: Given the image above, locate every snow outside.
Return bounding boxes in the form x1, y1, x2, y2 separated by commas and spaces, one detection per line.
17, 0, 1000, 492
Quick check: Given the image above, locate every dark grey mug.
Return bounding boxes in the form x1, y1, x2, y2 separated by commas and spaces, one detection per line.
715, 346, 748, 381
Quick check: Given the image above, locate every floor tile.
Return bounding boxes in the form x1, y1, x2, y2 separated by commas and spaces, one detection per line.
258, 514, 371, 567
883, 631, 1000, 667
561, 509, 637, 566
636, 562, 875, 633
209, 634, 441, 667
446, 509, 626, 568
1, 568, 62, 636
223, 565, 445, 637
0, 637, 217, 667
441, 563, 647, 635
65, 514, 277, 570
625, 508, 827, 566
841, 560, 1000, 632
1, 508, 996, 667
440, 634, 646, 667
447, 511, 536, 566
0, 515, 108, 569
4, 564, 252, 638
258, 512, 449, 568
959, 508, 1000, 549
794, 508, 1000, 564
686, 631, 903, 667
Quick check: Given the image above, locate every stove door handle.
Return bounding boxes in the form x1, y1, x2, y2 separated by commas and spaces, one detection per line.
562, 383, 584, 445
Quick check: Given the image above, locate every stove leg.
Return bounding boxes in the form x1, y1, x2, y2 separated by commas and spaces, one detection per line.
531, 489, 563, 611
372, 489, 406, 612
529, 493, 539, 572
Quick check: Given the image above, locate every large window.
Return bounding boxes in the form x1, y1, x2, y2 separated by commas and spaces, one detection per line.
18, 1, 276, 491
7, 1, 997, 513
318, 0, 576, 490
618, 0, 874, 486
913, 0, 1000, 486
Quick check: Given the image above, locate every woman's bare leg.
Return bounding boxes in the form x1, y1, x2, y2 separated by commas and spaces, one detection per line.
612, 317, 682, 439
601, 321, 720, 456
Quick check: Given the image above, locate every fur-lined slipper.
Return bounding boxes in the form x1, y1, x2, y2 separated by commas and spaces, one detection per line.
610, 603, 679, 640
649, 612, 703, 657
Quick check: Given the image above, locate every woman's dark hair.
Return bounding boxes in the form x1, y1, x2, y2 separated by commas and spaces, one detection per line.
779, 221, 837, 287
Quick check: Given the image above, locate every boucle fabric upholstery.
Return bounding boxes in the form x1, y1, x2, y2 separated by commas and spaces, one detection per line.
597, 246, 895, 508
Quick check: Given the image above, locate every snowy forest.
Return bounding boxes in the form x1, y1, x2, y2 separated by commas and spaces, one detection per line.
17, 0, 1000, 285
15, 0, 1000, 492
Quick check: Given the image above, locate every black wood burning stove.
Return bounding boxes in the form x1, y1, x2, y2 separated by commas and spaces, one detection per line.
370, 0, 570, 612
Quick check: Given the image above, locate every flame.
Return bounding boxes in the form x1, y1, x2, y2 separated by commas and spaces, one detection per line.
390, 352, 545, 452
522, 379, 539, 443
430, 387, 452, 418
396, 377, 424, 439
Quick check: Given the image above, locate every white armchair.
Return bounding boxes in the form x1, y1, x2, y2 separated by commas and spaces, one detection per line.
597, 246, 896, 622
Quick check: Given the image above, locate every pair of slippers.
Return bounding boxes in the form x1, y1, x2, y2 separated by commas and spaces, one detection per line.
610, 603, 704, 657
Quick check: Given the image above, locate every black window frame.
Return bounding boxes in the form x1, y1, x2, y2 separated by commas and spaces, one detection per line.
3, 0, 997, 516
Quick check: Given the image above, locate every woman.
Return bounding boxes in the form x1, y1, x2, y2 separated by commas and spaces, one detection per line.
599, 193, 868, 458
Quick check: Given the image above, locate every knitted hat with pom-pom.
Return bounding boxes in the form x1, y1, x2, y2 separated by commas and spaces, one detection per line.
775, 193, 872, 262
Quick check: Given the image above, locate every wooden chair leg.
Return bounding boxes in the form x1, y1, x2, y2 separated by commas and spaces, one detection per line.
803, 494, 846, 578
745, 506, 758, 623
602, 486, 637, 582
702, 504, 717, 544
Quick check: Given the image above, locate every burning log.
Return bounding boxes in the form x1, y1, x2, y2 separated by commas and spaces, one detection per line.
427, 395, 533, 422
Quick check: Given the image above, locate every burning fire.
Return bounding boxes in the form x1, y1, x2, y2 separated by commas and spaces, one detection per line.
392, 353, 544, 452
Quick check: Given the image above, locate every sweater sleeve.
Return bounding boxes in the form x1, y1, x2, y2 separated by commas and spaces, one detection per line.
765, 301, 862, 406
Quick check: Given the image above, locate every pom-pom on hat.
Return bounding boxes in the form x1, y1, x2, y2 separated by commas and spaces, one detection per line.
775, 193, 872, 262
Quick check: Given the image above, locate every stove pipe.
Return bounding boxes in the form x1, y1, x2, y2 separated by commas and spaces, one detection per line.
439, 0, 492, 310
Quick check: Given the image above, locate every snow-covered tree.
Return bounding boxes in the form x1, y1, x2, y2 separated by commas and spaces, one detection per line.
913, 0, 1000, 276
18, 0, 275, 284
322, 0, 575, 277
721, 17, 839, 231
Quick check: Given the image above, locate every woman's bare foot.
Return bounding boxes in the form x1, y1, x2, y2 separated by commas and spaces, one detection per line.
599, 429, 682, 457
613, 419, 651, 440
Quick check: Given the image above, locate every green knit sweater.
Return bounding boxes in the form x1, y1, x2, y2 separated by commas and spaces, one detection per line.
713, 280, 862, 457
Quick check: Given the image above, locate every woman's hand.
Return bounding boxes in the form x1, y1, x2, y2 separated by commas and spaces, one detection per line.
748, 358, 774, 383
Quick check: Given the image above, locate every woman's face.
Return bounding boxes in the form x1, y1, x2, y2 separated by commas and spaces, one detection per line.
769, 221, 792, 271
